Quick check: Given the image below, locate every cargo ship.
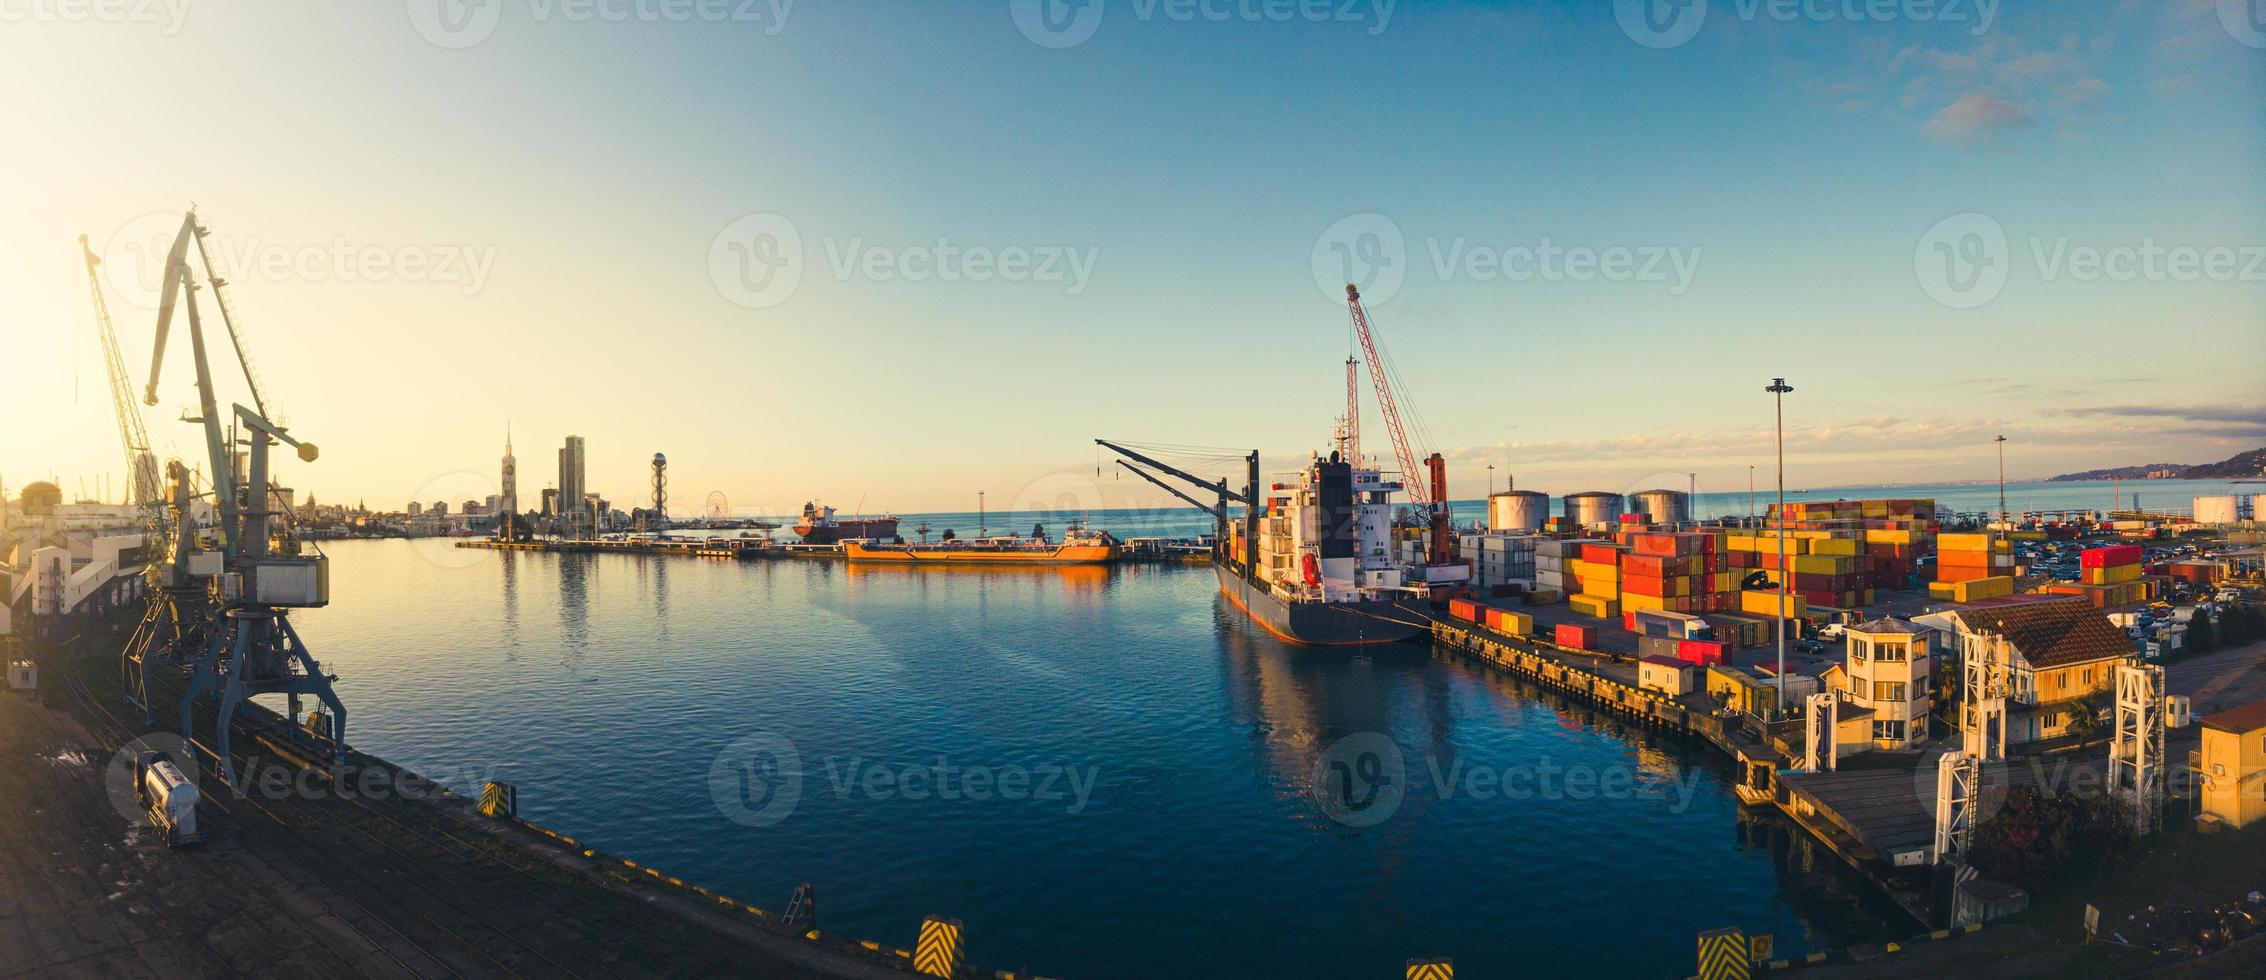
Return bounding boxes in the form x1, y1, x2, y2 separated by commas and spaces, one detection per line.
793, 502, 900, 544
842, 522, 1120, 564
1100, 433, 1460, 646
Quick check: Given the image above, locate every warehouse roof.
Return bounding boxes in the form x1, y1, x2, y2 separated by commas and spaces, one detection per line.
1944, 596, 2133, 669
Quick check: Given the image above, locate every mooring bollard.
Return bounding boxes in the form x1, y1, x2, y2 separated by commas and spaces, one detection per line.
914, 915, 963, 977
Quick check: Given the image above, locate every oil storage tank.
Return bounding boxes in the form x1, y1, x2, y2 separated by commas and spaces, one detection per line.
1488, 491, 1551, 532
2194, 495, 2241, 525
1631, 489, 1690, 527
1563, 491, 1624, 530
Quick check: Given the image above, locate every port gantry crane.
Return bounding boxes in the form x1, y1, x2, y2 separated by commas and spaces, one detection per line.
79, 235, 162, 516
1343, 284, 1454, 574
117, 207, 346, 782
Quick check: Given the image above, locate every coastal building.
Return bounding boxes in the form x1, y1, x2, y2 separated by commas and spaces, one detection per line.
1916, 596, 2132, 748
500, 426, 518, 516
1637, 656, 1695, 696
1821, 617, 1933, 749
559, 435, 587, 536
2197, 699, 2266, 830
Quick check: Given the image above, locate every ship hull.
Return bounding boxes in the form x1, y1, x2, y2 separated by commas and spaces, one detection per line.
795, 518, 901, 544
843, 542, 1117, 564
1213, 563, 1428, 646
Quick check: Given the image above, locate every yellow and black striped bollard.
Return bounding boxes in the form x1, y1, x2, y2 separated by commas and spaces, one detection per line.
914, 915, 963, 977
1404, 957, 1453, 979
478, 781, 517, 819
1697, 927, 1750, 980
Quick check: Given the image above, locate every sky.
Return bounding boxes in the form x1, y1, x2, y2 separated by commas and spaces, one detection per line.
2, 0, 2261, 517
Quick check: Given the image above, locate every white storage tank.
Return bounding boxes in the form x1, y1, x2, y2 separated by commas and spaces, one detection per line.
1631, 489, 1690, 527
2194, 495, 2241, 525
1563, 492, 1624, 530
2252, 494, 2266, 523
1487, 491, 1551, 532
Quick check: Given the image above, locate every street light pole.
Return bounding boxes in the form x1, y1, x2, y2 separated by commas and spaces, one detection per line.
1767, 377, 1794, 707
1488, 462, 1496, 498
1995, 434, 2008, 526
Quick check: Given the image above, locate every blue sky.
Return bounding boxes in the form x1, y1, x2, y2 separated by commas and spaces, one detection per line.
2, 0, 2260, 514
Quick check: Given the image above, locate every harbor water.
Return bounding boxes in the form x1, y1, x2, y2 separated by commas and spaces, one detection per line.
293, 535, 1919, 979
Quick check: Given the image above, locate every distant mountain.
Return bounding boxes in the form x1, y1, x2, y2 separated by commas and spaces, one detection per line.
2049, 446, 2266, 482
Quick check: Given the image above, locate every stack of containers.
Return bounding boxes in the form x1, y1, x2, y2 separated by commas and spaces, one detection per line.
2037, 544, 2152, 608
1533, 538, 1598, 600
1617, 531, 1739, 614
1567, 541, 1623, 619
1458, 533, 1538, 588
1935, 532, 2012, 583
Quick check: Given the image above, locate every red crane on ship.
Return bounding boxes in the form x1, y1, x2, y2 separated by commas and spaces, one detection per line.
1343, 284, 1453, 569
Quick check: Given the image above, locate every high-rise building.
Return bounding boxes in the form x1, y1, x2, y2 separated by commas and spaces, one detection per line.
500, 424, 518, 516
559, 435, 588, 537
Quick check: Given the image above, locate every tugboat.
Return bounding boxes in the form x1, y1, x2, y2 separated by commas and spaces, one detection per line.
793, 501, 900, 544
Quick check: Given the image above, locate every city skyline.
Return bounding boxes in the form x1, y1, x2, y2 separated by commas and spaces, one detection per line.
3, 2, 2261, 512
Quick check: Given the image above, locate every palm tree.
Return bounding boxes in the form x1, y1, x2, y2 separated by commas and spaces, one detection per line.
2065, 692, 2108, 747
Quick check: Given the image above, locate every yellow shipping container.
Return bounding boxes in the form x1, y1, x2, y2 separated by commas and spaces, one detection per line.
1951, 576, 2015, 602
1810, 538, 1861, 556
1927, 581, 1959, 599
1937, 533, 1993, 551
1727, 535, 1759, 551
1864, 528, 1914, 545
1789, 554, 1858, 576
2086, 564, 2143, 586
1740, 590, 1805, 618
1620, 592, 1666, 612
1569, 594, 1619, 619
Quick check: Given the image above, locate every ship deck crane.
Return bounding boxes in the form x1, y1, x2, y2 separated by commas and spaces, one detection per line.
122, 207, 344, 781
1096, 438, 1258, 576
1344, 284, 1453, 570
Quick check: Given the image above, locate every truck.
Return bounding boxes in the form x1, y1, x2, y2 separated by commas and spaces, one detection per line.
134, 751, 202, 848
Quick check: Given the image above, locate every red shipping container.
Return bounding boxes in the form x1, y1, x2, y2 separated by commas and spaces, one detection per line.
1677, 638, 1730, 667
1581, 543, 1623, 566
1448, 598, 1478, 622
2080, 544, 2143, 569
1556, 623, 1597, 649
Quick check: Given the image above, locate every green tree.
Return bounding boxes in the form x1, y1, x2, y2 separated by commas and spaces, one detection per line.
2065, 692, 2109, 747
2186, 608, 2216, 654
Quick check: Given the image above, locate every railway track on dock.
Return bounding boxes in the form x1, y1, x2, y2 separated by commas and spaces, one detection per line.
53, 661, 596, 979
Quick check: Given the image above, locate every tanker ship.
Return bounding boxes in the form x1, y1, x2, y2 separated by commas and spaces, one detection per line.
793, 502, 900, 544
842, 522, 1119, 565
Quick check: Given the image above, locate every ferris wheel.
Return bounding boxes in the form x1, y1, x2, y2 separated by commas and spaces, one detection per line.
704, 491, 730, 520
